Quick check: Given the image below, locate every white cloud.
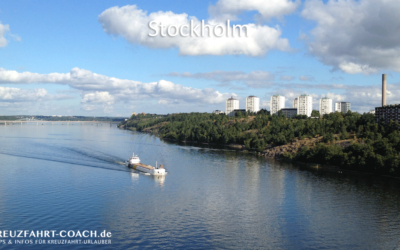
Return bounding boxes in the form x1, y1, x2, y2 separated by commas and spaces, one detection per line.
0, 68, 234, 111
0, 22, 10, 47
168, 70, 275, 88
260, 100, 270, 109
302, 0, 400, 74
209, 0, 300, 22
98, 5, 291, 56
338, 62, 377, 75
0, 87, 51, 102
81, 91, 114, 105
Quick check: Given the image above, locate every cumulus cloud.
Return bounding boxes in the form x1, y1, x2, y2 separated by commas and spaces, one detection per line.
98, 5, 291, 56
0, 68, 233, 110
81, 92, 114, 113
0, 87, 69, 102
81, 91, 114, 105
209, 0, 300, 22
302, 0, 400, 74
168, 70, 275, 88
0, 23, 10, 47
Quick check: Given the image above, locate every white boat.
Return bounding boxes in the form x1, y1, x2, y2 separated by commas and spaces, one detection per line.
125, 153, 166, 176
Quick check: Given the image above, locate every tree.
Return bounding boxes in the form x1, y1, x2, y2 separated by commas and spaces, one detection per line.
311, 110, 320, 117
324, 132, 334, 143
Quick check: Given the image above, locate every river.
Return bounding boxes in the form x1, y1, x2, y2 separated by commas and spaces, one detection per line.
0, 123, 399, 249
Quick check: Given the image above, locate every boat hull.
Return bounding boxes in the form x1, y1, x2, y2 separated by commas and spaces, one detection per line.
127, 163, 166, 176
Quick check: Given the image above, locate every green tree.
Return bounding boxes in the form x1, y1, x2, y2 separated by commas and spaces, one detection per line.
311, 110, 320, 117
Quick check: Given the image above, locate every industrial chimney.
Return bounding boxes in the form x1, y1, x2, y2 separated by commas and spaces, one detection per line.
382, 74, 387, 106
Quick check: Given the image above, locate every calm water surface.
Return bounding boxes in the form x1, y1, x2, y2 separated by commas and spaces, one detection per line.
0, 124, 400, 249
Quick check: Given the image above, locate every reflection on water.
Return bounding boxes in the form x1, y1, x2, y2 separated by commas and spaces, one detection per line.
130, 172, 139, 181
0, 124, 399, 249
151, 175, 166, 187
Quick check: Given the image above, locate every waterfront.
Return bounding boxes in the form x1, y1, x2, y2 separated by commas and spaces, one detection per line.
0, 124, 399, 249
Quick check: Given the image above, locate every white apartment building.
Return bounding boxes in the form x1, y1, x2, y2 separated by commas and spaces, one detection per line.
226, 97, 239, 117
297, 94, 313, 117
293, 98, 298, 109
213, 110, 224, 114
335, 102, 351, 113
246, 95, 260, 113
270, 95, 285, 115
319, 97, 332, 116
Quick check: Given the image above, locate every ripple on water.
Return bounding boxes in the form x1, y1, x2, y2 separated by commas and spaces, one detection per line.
0, 126, 400, 249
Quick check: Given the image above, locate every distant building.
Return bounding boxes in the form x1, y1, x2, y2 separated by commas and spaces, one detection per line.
226, 97, 239, 117
270, 95, 285, 115
233, 109, 246, 116
375, 104, 400, 124
297, 95, 313, 117
213, 110, 224, 114
368, 110, 375, 114
293, 98, 298, 109
246, 95, 260, 113
281, 108, 297, 119
132, 112, 136, 116
335, 102, 351, 113
319, 97, 333, 116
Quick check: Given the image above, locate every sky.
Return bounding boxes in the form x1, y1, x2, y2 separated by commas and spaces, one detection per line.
1, 0, 400, 116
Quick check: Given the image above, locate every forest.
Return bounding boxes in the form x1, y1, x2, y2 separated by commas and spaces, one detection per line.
119, 111, 400, 176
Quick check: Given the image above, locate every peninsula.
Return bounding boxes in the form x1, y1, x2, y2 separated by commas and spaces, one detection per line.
119, 111, 400, 177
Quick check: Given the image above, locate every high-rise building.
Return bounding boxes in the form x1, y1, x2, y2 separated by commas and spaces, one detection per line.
293, 98, 298, 109
335, 102, 351, 113
226, 97, 239, 117
375, 104, 400, 124
319, 97, 332, 116
297, 95, 313, 117
270, 95, 285, 115
246, 95, 260, 113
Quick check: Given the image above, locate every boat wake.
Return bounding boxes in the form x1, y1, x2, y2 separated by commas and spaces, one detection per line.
0, 146, 131, 173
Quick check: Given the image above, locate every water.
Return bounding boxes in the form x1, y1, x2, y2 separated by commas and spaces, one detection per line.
0, 123, 400, 249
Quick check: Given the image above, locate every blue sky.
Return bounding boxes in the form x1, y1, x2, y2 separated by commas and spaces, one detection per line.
0, 0, 399, 116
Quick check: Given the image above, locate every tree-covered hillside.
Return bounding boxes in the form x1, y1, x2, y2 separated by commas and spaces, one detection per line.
119, 111, 400, 176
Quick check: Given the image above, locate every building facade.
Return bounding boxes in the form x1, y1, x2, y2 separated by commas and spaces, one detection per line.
375, 105, 400, 124
335, 102, 351, 113
213, 110, 224, 114
270, 95, 285, 115
319, 97, 332, 116
226, 97, 239, 117
246, 95, 260, 113
297, 95, 313, 117
281, 108, 298, 119
293, 98, 298, 109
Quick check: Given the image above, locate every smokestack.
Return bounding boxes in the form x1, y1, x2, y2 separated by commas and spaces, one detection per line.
382, 74, 387, 106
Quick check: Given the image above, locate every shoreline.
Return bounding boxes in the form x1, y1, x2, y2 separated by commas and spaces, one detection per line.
122, 127, 400, 181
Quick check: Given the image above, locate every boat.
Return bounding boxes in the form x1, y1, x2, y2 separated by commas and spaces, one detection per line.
125, 153, 166, 175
